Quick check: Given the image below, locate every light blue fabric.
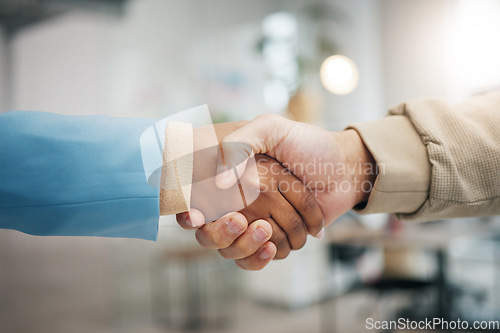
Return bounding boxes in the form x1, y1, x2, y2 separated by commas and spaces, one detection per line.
0, 111, 160, 240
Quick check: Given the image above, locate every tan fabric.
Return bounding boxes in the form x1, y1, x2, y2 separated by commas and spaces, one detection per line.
348, 115, 431, 214
159, 122, 194, 215
350, 90, 500, 222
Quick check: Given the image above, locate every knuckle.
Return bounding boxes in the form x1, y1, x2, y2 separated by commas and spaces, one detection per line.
232, 243, 252, 259
294, 236, 307, 251
274, 247, 291, 260
195, 229, 228, 249
271, 232, 290, 258
218, 240, 253, 260
278, 213, 306, 251
215, 235, 233, 249
288, 213, 306, 235
301, 191, 317, 213
271, 232, 287, 249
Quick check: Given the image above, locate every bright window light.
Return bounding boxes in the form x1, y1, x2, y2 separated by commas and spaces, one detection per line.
449, 0, 500, 93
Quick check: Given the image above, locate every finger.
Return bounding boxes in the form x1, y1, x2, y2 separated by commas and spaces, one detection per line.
218, 219, 272, 260
176, 208, 206, 230
271, 197, 308, 251
239, 205, 292, 260
266, 217, 292, 260
277, 169, 325, 238
235, 242, 277, 271
216, 114, 290, 189
194, 212, 247, 249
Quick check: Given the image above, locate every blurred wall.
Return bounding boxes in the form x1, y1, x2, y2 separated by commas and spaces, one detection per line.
380, 0, 500, 107
0, 27, 8, 112
9, 0, 500, 121
322, 0, 386, 127
11, 13, 109, 115
380, 0, 453, 107
9, 0, 386, 124
10, 0, 270, 119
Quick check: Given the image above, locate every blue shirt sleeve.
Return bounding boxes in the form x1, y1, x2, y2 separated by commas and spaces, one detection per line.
0, 111, 160, 240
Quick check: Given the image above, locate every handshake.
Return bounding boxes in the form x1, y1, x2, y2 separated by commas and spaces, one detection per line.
175, 114, 377, 271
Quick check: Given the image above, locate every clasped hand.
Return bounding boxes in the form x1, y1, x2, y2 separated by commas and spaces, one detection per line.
177, 115, 376, 270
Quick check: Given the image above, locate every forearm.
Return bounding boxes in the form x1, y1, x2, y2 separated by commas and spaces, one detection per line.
347, 90, 500, 221
0, 111, 160, 240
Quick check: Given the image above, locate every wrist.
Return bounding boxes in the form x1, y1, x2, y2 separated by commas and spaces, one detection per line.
192, 121, 250, 185
192, 126, 220, 183
159, 122, 194, 215
334, 129, 377, 206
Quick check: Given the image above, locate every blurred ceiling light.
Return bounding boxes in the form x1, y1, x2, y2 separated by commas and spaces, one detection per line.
262, 12, 298, 40
320, 55, 359, 95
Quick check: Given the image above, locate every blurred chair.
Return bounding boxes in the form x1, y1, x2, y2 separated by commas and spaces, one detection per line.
151, 248, 239, 332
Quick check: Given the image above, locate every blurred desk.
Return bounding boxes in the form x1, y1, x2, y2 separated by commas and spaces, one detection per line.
325, 220, 495, 250
324, 219, 499, 324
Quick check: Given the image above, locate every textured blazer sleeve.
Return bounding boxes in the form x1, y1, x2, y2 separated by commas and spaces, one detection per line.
348, 90, 500, 222
0, 111, 161, 240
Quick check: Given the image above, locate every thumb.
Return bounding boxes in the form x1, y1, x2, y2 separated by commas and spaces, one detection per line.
215, 114, 283, 189
216, 140, 254, 189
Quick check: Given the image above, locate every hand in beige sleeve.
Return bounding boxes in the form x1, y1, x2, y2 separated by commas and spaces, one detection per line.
214, 90, 500, 224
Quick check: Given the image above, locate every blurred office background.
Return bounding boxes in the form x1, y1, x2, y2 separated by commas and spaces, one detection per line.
1, 0, 500, 332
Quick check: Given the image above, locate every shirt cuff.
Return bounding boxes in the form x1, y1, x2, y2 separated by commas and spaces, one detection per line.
347, 115, 431, 215
159, 122, 194, 215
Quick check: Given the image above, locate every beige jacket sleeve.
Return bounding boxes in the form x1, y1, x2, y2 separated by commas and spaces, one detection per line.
348, 90, 500, 222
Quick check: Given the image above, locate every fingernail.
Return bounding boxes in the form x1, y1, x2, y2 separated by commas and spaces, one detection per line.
316, 227, 325, 240
184, 214, 193, 227
254, 227, 268, 242
186, 214, 204, 228
226, 219, 244, 234
259, 246, 273, 260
